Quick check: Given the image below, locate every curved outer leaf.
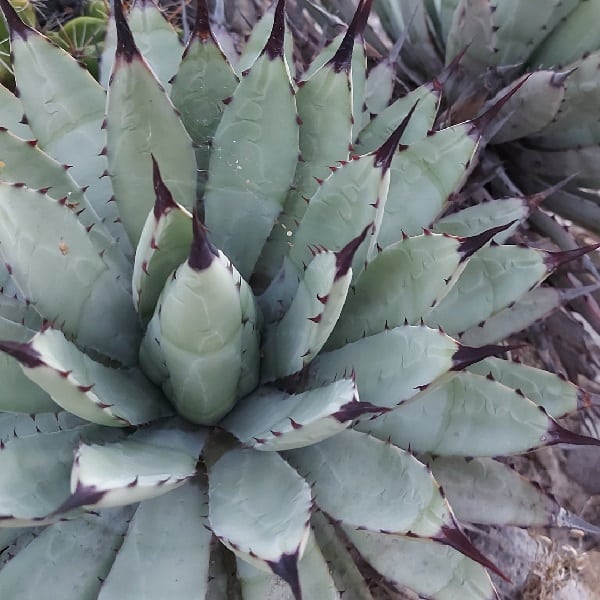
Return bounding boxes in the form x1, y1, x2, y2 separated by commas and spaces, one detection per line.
261, 247, 355, 381
428, 456, 565, 528
0, 411, 85, 444
59, 436, 200, 512
326, 232, 469, 349
0, 83, 32, 139
223, 378, 384, 451
360, 371, 598, 456
345, 528, 496, 600
236, 530, 340, 600
0, 328, 170, 427
0, 183, 140, 364
100, 0, 183, 91
0, 314, 57, 414
132, 161, 193, 323
285, 429, 452, 538
2, 1, 122, 243
208, 447, 312, 598
355, 81, 440, 153
106, 1, 196, 246
302, 32, 345, 80
98, 480, 211, 599
308, 325, 459, 408
365, 54, 395, 115
467, 356, 583, 418
378, 123, 478, 245
0, 508, 134, 599
170, 1, 239, 194
203, 1, 299, 280
425, 245, 550, 335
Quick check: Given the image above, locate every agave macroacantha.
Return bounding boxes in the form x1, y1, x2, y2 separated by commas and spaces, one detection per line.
0, 0, 599, 598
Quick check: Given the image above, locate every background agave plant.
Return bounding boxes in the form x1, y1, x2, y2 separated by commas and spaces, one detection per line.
1, 0, 600, 598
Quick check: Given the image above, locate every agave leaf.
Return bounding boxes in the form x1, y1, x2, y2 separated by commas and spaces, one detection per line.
488, 0, 580, 66
0, 291, 40, 330
208, 447, 312, 599
355, 79, 441, 153
364, 48, 397, 115
427, 455, 596, 530
203, 0, 299, 280
485, 71, 568, 144
106, 0, 196, 246
346, 528, 496, 600
302, 31, 345, 80
0, 183, 140, 364
262, 239, 362, 381
0, 411, 85, 443
98, 480, 211, 599
236, 530, 339, 600
326, 228, 504, 349
285, 429, 452, 538
0, 328, 171, 427
0, 0, 122, 243
0, 82, 32, 138
377, 122, 478, 245
311, 511, 374, 600
100, 0, 183, 91
467, 356, 585, 418
529, 0, 600, 69
425, 244, 568, 335
223, 378, 385, 451
0, 314, 57, 414
56, 435, 201, 513
360, 370, 600, 456
237, 267, 262, 399
0, 428, 88, 525
531, 50, 600, 149
308, 325, 462, 408
0, 508, 134, 598
170, 0, 239, 195
350, 18, 368, 139
132, 158, 193, 323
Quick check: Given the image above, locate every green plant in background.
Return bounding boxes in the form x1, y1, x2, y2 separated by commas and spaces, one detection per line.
0, 0, 599, 598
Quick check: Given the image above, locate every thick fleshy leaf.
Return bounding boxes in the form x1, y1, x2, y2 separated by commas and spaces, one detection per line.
360, 370, 600, 456
0, 508, 134, 599
0, 411, 85, 444
286, 429, 452, 537
208, 447, 312, 599
222, 378, 384, 451
261, 241, 360, 381
0, 328, 170, 426
106, 0, 196, 246
0, 183, 140, 364
56, 434, 203, 512
236, 530, 339, 600
0, 82, 32, 138
99, 480, 211, 599
203, 0, 299, 279
346, 529, 496, 600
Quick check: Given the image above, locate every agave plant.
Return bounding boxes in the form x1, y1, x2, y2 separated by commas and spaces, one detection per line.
0, 0, 599, 598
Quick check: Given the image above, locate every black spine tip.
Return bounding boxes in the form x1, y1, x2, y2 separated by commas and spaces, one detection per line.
192, 0, 214, 42
545, 243, 600, 271
151, 155, 179, 220
328, 0, 373, 72
373, 101, 419, 170
263, 0, 286, 60
457, 221, 515, 262
114, 0, 139, 62
335, 224, 371, 278
267, 551, 303, 600
546, 420, 600, 448
331, 400, 389, 422
50, 481, 107, 516
188, 210, 218, 271
452, 343, 522, 371
432, 45, 469, 91
0, 339, 44, 368
0, 0, 33, 40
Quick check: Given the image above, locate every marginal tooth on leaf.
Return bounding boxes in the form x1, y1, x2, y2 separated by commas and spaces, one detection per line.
188, 210, 219, 271
328, 0, 373, 72
457, 222, 515, 262
263, 0, 286, 60
550, 68, 576, 87
434, 525, 511, 583
266, 550, 302, 600
151, 155, 179, 218
373, 101, 418, 169
114, 0, 140, 62
0, 0, 33, 40
335, 224, 371, 279
545, 420, 600, 447
0, 339, 45, 368
544, 244, 600, 271
451, 343, 523, 371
